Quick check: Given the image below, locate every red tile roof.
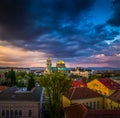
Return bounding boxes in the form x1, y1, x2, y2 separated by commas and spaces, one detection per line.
64, 104, 87, 118
0, 86, 9, 91
98, 78, 120, 90
64, 87, 102, 100
65, 103, 120, 118
109, 90, 120, 103
86, 110, 120, 118
72, 80, 87, 87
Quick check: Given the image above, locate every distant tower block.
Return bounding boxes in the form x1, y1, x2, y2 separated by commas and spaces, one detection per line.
46, 58, 52, 73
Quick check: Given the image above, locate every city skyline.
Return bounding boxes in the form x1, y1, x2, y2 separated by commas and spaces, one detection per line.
0, 0, 120, 67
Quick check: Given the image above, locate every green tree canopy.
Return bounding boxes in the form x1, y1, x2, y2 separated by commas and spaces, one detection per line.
27, 77, 35, 91
39, 72, 72, 118
7, 68, 16, 86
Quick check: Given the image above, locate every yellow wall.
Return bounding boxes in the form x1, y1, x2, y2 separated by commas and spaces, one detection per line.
62, 96, 71, 108
87, 79, 115, 96
105, 98, 120, 110
71, 97, 103, 109
62, 95, 103, 110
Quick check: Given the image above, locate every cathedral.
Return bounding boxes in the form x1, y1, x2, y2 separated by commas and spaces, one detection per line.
45, 58, 68, 73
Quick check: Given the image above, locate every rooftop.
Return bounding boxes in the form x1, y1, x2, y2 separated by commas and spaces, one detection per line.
98, 78, 120, 90
86, 110, 120, 118
1, 86, 19, 93
57, 60, 65, 65
0, 86, 42, 101
72, 80, 87, 87
109, 90, 120, 104
64, 87, 102, 100
0, 86, 9, 91
52, 67, 58, 71
0, 92, 39, 101
65, 104, 87, 118
65, 103, 120, 118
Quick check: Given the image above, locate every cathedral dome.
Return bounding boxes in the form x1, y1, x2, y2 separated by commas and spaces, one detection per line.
57, 60, 65, 65
47, 58, 51, 61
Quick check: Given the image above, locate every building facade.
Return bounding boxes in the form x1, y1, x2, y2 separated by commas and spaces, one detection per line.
105, 90, 120, 110
87, 78, 120, 96
63, 87, 103, 110
0, 101, 39, 118
70, 67, 92, 78
0, 86, 42, 118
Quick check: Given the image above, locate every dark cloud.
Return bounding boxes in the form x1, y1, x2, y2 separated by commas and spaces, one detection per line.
0, 0, 120, 67
0, 0, 30, 31
107, 0, 120, 26
0, 0, 96, 57
107, 60, 120, 67
0, 0, 95, 40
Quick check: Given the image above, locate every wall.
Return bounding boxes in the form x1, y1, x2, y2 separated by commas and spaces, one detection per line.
0, 101, 40, 118
105, 98, 120, 110
62, 96, 103, 110
62, 96, 71, 108
87, 79, 115, 96
71, 97, 103, 110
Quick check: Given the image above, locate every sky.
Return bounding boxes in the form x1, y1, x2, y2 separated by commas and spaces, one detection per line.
0, 0, 120, 68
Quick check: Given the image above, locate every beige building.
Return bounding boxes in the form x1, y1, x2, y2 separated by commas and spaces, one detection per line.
0, 67, 30, 73
70, 67, 92, 78
0, 86, 42, 118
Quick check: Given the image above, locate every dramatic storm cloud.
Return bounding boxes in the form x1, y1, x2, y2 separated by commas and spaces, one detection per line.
0, 0, 120, 67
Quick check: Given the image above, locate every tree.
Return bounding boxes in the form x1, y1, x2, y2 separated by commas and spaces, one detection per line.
16, 71, 27, 78
39, 72, 72, 118
88, 74, 102, 82
16, 75, 25, 87
27, 76, 35, 91
7, 68, 16, 86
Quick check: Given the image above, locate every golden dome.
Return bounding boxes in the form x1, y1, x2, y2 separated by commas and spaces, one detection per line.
47, 58, 51, 60
57, 60, 65, 65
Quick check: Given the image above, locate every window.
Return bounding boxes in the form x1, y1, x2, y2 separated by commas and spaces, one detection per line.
6, 110, 9, 117
28, 110, 32, 117
11, 110, 14, 117
93, 102, 96, 109
2, 110, 5, 117
86, 102, 88, 107
15, 110, 18, 116
110, 101, 112, 109
19, 110, 22, 117
90, 102, 92, 109
106, 103, 108, 107
97, 101, 100, 109
104, 92, 107, 96
111, 105, 113, 109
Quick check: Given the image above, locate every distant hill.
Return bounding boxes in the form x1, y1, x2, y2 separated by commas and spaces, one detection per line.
87, 67, 120, 71
30, 67, 45, 71
1, 66, 119, 71
30, 67, 120, 71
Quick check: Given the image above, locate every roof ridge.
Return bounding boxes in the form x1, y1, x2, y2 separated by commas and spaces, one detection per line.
70, 88, 76, 100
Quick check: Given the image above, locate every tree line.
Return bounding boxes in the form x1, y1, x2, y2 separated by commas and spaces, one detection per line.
0, 68, 35, 91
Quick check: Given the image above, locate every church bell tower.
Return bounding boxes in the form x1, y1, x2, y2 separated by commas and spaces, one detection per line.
46, 58, 52, 73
